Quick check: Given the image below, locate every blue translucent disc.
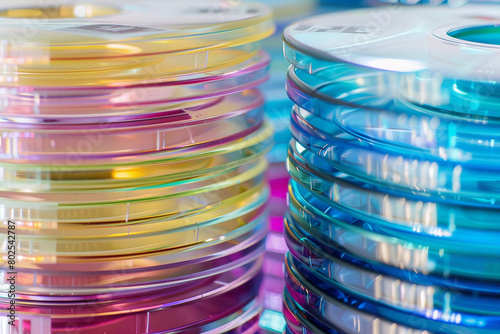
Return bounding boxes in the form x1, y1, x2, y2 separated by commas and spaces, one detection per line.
285, 250, 500, 334
286, 142, 500, 278
285, 202, 500, 316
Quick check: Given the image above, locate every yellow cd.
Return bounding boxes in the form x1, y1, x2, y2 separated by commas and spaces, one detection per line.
0, 0, 274, 72
0, 122, 273, 191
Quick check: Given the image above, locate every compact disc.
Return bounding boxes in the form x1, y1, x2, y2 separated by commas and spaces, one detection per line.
0, 272, 262, 333
0, 0, 273, 70
288, 102, 500, 206
0, 52, 270, 123
286, 65, 500, 168
285, 193, 500, 282
285, 184, 500, 281
7, 195, 266, 259
0, 123, 272, 191
6, 250, 263, 309
286, 253, 500, 333
0, 42, 263, 89
0, 164, 266, 225
287, 147, 500, 273
2, 168, 268, 234
284, 5, 500, 80
286, 223, 500, 319
286, 202, 500, 298
284, 252, 470, 334
287, 177, 500, 290
287, 185, 500, 300
0, 90, 264, 162
0, 158, 264, 205
3, 219, 267, 297
287, 126, 500, 235
1, 121, 272, 179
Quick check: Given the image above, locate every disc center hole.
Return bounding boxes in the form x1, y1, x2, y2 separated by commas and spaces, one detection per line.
448, 25, 500, 46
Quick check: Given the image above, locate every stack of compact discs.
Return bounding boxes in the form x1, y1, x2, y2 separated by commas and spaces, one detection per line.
0, 1, 273, 333
282, 4, 500, 334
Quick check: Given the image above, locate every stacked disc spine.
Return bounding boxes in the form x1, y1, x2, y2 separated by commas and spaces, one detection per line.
0, 1, 274, 333
282, 5, 500, 334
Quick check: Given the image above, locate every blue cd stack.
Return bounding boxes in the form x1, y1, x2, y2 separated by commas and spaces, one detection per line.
282, 4, 500, 334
